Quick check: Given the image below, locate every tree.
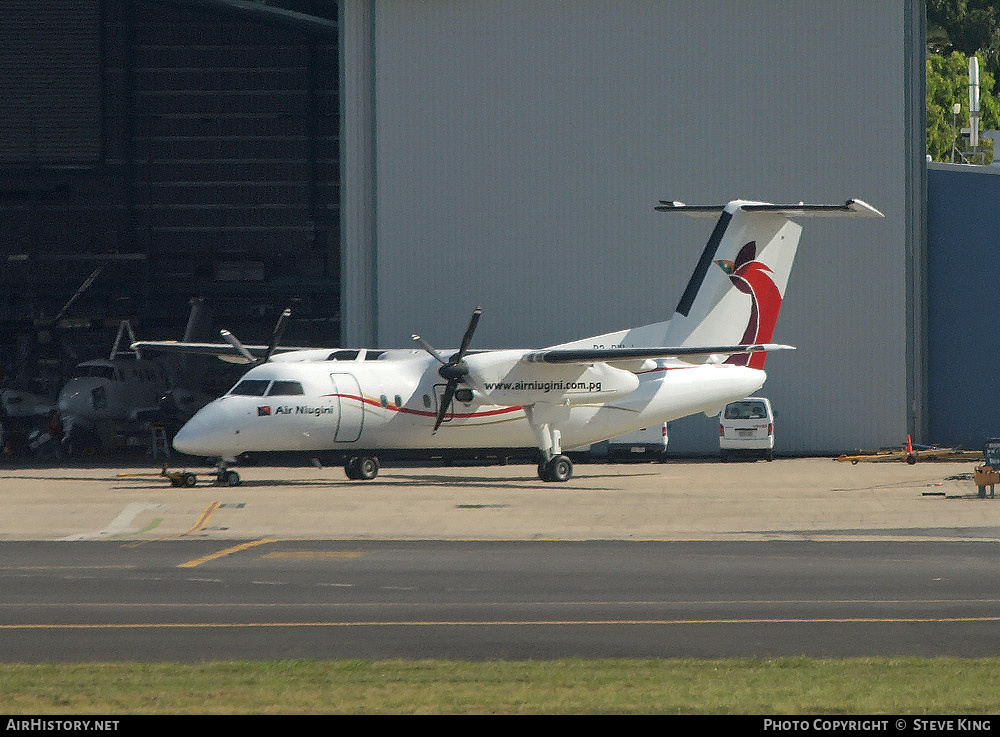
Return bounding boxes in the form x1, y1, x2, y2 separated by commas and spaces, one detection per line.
926, 51, 1000, 161
927, 0, 1000, 79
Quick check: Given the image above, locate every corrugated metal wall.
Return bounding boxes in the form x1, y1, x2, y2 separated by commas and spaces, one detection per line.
0, 1, 102, 165
0, 1, 341, 389
341, 0, 924, 454
927, 164, 1000, 450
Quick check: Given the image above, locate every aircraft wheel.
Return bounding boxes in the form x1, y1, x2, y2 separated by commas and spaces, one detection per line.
541, 455, 573, 482
218, 470, 240, 486
345, 456, 379, 480
358, 456, 379, 480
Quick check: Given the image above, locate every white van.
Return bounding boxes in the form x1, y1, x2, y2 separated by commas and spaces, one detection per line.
719, 397, 774, 461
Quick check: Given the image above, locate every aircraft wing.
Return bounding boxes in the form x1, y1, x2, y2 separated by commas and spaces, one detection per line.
522, 343, 795, 364
131, 340, 309, 364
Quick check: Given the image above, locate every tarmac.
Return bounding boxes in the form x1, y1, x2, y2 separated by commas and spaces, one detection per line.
0, 456, 997, 543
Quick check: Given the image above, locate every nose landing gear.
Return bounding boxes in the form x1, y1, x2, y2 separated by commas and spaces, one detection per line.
214, 461, 241, 486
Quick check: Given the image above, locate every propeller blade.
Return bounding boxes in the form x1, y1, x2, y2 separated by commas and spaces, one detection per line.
263, 308, 292, 362
219, 329, 257, 365
433, 381, 457, 433
52, 267, 103, 325
455, 306, 482, 360
411, 334, 448, 365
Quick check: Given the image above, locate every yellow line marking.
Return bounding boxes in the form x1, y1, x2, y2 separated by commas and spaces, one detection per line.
262, 551, 365, 559
187, 501, 222, 534
176, 538, 279, 568
7, 616, 1000, 630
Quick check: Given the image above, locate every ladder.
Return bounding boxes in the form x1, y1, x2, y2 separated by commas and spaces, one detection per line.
149, 424, 169, 460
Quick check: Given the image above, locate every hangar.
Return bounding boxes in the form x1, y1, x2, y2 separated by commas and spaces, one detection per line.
1, 1, 925, 456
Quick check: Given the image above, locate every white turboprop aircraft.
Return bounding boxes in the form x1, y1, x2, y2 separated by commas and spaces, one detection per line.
134, 198, 882, 484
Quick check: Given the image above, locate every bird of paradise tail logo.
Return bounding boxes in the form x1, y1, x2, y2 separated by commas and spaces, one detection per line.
714, 241, 782, 370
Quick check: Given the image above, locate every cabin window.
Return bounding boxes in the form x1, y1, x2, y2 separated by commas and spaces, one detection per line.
422, 394, 431, 408
380, 394, 388, 408
229, 379, 270, 396
394, 395, 402, 408
267, 381, 304, 396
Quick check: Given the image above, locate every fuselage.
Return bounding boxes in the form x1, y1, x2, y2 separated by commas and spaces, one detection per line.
172, 349, 765, 458
57, 358, 170, 427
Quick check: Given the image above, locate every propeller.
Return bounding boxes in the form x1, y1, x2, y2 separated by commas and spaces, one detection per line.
220, 307, 292, 366
412, 306, 482, 433
263, 307, 292, 362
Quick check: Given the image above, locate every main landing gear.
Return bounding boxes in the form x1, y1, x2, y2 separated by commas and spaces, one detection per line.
526, 406, 574, 482
345, 455, 380, 480
537, 454, 573, 482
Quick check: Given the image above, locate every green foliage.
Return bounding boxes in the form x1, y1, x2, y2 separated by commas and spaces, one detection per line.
927, 0, 1000, 76
926, 51, 999, 162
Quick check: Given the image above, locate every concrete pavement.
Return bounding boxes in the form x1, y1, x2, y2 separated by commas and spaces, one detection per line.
0, 457, 997, 542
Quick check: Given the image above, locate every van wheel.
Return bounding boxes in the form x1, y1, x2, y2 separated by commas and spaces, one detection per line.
720, 450, 729, 463
765, 450, 774, 462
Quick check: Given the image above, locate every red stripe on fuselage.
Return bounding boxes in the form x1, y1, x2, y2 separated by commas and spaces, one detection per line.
320, 393, 524, 419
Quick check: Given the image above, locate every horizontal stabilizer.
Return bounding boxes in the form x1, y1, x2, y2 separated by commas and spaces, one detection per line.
523, 343, 795, 364
655, 198, 883, 218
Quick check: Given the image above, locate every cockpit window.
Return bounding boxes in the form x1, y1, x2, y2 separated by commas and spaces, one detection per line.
364, 350, 384, 360
267, 380, 304, 396
70, 365, 120, 381
229, 379, 270, 396
327, 350, 359, 361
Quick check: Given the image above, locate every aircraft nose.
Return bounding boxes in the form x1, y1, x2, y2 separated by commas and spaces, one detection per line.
57, 380, 108, 416
172, 402, 235, 457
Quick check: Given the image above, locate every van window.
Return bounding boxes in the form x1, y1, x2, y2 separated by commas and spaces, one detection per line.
724, 400, 769, 420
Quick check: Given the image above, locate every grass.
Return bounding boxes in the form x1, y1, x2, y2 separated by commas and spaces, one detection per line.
1, 658, 999, 714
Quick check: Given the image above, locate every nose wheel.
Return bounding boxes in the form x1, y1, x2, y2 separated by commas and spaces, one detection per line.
213, 461, 241, 486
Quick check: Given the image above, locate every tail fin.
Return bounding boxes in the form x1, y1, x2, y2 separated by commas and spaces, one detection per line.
550, 198, 882, 359
658, 199, 882, 367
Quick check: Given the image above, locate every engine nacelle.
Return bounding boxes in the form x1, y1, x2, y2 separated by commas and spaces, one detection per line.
468, 353, 639, 406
